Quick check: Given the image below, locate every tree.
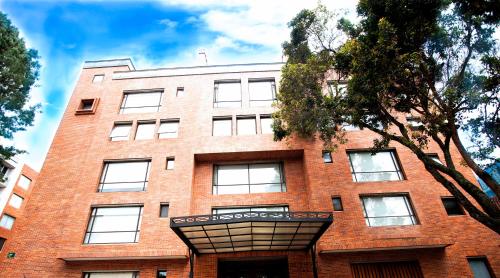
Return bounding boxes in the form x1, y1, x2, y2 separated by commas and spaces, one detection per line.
0, 11, 40, 160
274, 1, 500, 233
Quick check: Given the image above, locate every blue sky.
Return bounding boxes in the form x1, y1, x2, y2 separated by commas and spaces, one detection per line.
1, 0, 357, 170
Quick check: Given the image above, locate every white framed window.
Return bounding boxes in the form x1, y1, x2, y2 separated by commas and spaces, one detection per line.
110, 122, 132, 141
158, 120, 179, 139
83, 272, 139, 278
17, 175, 31, 190
135, 121, 156, 140
0, 214, 15, 230
92, 74, 104, 83
84, 206, 143, 244
237, 116, 256, 135
249, 79, 276, 107
348, 150, 404, 182
213, 117, 232, 136
9, 194, 23, 209
260, 115, 273, 134
361, 195, 417, 227
214, 81, 241, 108
213, 163, 286, 195
213, 206, 288, 214
120, 91, 163, 114
99, 160, 151, 192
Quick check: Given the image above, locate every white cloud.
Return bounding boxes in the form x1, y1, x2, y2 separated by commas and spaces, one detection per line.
158, 18, 178, 29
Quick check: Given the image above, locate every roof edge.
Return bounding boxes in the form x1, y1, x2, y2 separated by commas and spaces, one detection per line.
83, 58, 135, 70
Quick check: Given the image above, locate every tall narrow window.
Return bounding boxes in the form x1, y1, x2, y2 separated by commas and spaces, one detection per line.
361, 195, 417, 227
348, 150, 404, 182
120, 91, 163, 114
0, 237, 5, 251
166, 157, 175, 170
0, 163, 10, 180
158, 120, 179, 139
328, 81, 347, 96
0, 214, 15, 230
135, 121, 156, 140
213, 163, 286, 195
99, 160, 151, 192
332, 197, 343, 211
110, 122, 132, 141
17, 175, 31, 190
9, 194, 23, 209
176, 87, 184, 97
83, 273, 139, 278
160, 203, 169, 218
214, 81, 241, 108
468, 257, 493, 278
84, 206, 143, 244
249, 79, 276, 107
213, 117, 232, 136
237, 116, 256, 135
441, 197, 465, 215
157, 270, 167, 278
322, 151, 333, 163
260, 115, 273, 134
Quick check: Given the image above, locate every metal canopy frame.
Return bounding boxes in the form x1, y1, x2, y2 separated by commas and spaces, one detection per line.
170, 211, 333, 255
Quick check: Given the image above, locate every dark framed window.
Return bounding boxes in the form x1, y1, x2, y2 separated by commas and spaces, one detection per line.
166, 157, 175, 170
237, 116, 256, 135
322, 151, 333, 163
213, 206, 288, 214
160, 203, 169, 218
348, 150, 404, 182
332, 197, 343, 211
0, 237, 5, 251
84, 206, 143, 244
99, 160, 151, 192
157, 270, 167, 278
110, 122, 132, 141
249, 78, 276, 107
468, 257, 494, 278
76, 98, 98, 115
360, 195, 417, 227
214, 80, 241, 108
158, 120, 179, 139
213, 162, 286, 195
176, 87, 184, 97
120, 91, 163, 114
213, 117, 232, 136
83, 272, 140, 278
441, 197, 465, 216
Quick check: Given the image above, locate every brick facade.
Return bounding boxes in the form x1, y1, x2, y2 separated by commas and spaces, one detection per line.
0, 59, 497, 277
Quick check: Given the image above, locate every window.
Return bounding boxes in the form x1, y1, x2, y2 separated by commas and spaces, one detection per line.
237, 116, 256, 135
328, 81, 347, 96
9, 194, 23, 209
166, 157, 175, 170
332, 197, 343, 211
361, 195, 417, 227
441, 197, 465, 216
322, 151, 333, 163
0, 164, 10, 180
110, 122, 132, 141
341, 123, 360, 131
158, 120, 179, 139
17, 175, 31, 190
468, 257, 493, 278
157, 270, 167, 278
84, 206, 143, 244
213, 163, 286, 195
213, 206, 288, 214
214, 81, 241, 108
348, 150, 404, 182
135, 121, 156, 140
213, 117, 232, 136
0, 214, 15, 230
176, 87, 184, 97
120, 91, 163, 114
260, 115, 273, 134
92, 74, 104, 83
160, 203, 169, 218
83, 272, 139, 278
99, 160, 151, 192
427, 153, 442, 164
76, 98, 98, 115
0, 237, 5, 251
249, 79, 276, 107
406, 116, 424, 130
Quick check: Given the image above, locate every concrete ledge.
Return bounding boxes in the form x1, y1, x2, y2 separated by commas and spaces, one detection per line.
84, 58, 135, 70
320, 243, 452, 254
59, 255, 187, 262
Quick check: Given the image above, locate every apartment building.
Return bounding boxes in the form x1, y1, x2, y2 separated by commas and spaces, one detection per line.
0, 58, 497, 278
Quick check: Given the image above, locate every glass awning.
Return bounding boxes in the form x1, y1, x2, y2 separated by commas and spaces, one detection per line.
170, 211, 333, 254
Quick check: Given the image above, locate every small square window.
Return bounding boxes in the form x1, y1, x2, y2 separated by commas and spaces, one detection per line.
9, 194, 23, 209
110, 122, 132, 141
213, 117, 232, 136
158, 120, 179, 139
0, 214, 15, 230
92, 74, 104, 83
135, 121, 156, 140
176, 87, 184, 97
160, 204, 169, 218
441, 197, 465, 216
237, 116, 256, 135
166, 157, 175, 170
322, 151, 333, 163
157, 270, 167, 278
332, 197, 343, 211
76, 99, 98, 115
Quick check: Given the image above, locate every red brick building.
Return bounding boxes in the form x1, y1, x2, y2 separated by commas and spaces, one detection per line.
0, 58, 497, 278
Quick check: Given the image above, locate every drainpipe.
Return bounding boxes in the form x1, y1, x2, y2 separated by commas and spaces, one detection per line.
189, 248, 195, 278
310, 244, 318, 278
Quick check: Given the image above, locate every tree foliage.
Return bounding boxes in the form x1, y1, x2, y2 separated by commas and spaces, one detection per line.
0, 11, 40, 159
274, 1, 500, 233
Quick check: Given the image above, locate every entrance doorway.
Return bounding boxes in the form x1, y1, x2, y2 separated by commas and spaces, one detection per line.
218, 257, 289, 278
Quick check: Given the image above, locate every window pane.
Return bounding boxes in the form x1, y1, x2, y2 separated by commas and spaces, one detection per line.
214, 163, 285, 195
332, 197, 343, 211
442, 198, 464, 215
92, 75, 104, 83
157, 270, 167, 278
250, 183, 282, 193
0, 215, 15, 230
166, 158, 175, 170
217, 185, 249, 195
135, 123, 156, 140
213, 119, 232, 136
110, 124, 131, 141
361, 196, 416, 227
260, 117, 273, 134
349, 151, 402, 182
249, 164, 281, 184
9, 194, 23, 209
160, 204, 169, 217
237, 118, 256, 135
100, 161, 150, 192
249, 80, 275, 107
216, 165, 248, 185
158, 121, 179, 138
215, 82, 241, 107
85, 207, 142, 244
18, 175, 31, 190
322, 152, 332, 163
468, 259, 492, 278
121, 92, 162, 114
85, 272, 138, 278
